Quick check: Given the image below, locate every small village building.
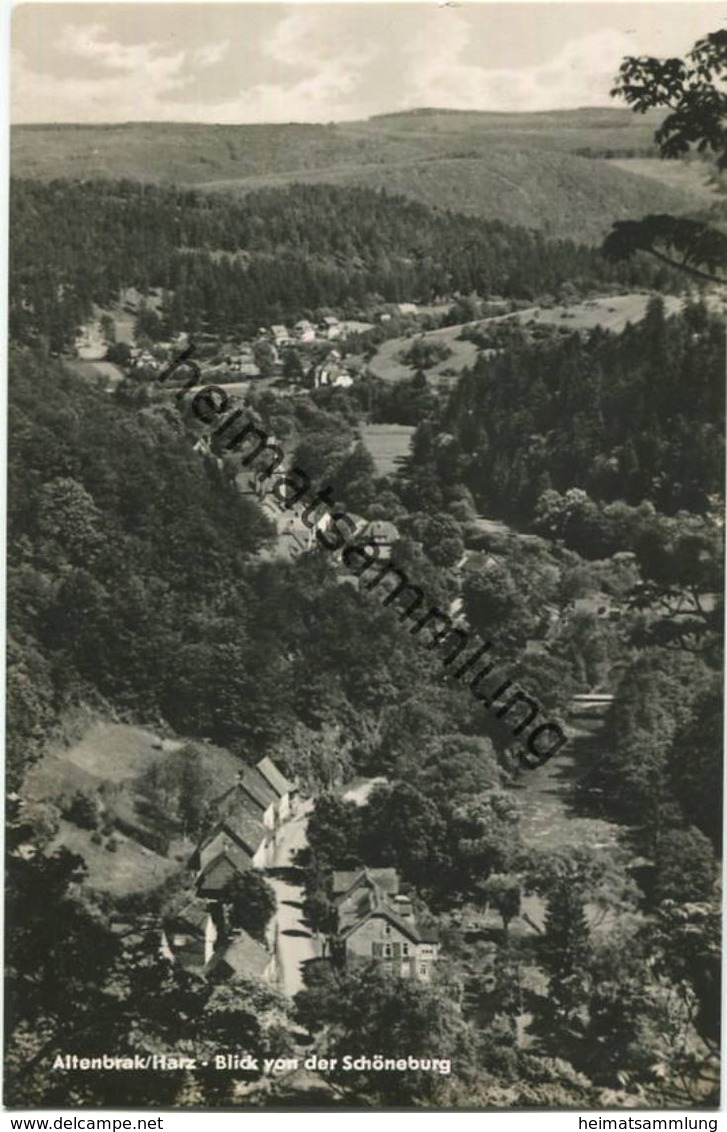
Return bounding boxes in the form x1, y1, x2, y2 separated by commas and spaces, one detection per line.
218, 805, 270, 865
319, 316, 341, 339
196, 839, 258, 897
192, 791, 272, 895
161, 898, 218, 970
331, 868, 440, 982
359, 520, 400, 562
235, 767, 278, 830
205, 929, 277, 985
256, 757, 298, 821
294, 319, 316, 343
161, 900, 276, 986
190, 754, 296, 905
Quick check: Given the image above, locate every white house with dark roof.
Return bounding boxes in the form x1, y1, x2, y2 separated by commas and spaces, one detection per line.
256, 757, 298, 821
331, 868, 439, 982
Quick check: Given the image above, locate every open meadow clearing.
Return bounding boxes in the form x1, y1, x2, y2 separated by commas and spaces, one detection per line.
369, 291, 686, 383
360, 423, 415, 476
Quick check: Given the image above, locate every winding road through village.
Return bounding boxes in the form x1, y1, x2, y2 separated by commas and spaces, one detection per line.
268, 800, 321, 996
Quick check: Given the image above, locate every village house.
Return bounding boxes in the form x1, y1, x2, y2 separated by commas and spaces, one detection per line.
318, 315, 341, 340
189, 753, 298, 906
330, 868, 440, 982
270, 325, 290, 348
203, 802, 270, 864
196, 836, 261, 898
294, 319, 316, 343
161, 897, 277, 986
233, 767, 278, 830
256, 756, 298, 821
205, 929, 277, 985
313, 352, 355, 389
359, 519, 400, 563
161, 897, 218, 970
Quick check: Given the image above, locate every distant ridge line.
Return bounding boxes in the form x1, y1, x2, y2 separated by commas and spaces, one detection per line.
12, 106, 663, 130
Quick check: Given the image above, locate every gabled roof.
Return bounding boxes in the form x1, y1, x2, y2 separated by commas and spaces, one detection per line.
332, 867, 400, 898
239, 766, 278, 812
341, 906, 423, 945
256, 756, 295, 798
221, 808, 267, 857
163, 897, 210, 934
200, 830, 236, 871
206, 930, 272, 980
200, 822, 263, 872
197, 844, 251, 887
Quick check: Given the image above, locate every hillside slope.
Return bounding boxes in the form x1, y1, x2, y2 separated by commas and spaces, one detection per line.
11, 108, 707, 243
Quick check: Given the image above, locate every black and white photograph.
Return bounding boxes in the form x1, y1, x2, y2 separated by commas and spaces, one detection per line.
5, 0, 725, 1116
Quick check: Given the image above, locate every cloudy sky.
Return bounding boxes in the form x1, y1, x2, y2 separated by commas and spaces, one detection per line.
11, 2, 726, 124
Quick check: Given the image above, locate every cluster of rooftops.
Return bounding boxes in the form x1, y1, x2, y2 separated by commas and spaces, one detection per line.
161, 761, 441, 988
161, 756, 297, 983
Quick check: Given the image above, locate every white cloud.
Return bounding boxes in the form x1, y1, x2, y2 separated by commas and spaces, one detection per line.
12, 9, 379, 124
12, 23, 229, 123
398, 13, 639, 112
13, 6, 712, 125
146, 7, 382, 124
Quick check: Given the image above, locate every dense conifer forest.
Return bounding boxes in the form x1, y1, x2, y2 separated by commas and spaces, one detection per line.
9, 179, 675, 349
410, 297, 725, 520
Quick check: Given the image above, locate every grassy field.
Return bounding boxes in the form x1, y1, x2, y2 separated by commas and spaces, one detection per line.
49, 819, 183, 897
610, 156, 725, 202
24, 721, 243, 896
11, 109, 704, 245
519, 291, 685, 332
369, 325, 480, 384
369, 292, 686, 383
359, 424, 415, 476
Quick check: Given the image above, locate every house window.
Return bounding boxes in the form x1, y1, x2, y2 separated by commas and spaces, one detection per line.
384, 923, 392, 936
419, 963, 428, 976
402, 943, 409, 957
383, 943, 393, 958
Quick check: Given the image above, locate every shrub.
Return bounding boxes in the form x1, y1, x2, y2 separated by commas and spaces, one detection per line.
63, 790, 99, 830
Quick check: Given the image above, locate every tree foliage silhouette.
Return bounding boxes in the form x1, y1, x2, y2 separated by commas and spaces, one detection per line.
604, 31, 727, 283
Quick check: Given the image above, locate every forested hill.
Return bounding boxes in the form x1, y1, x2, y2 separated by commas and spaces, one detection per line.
10, 108, 706, 243
408, 297, 725, 525
10, 178, 674, 349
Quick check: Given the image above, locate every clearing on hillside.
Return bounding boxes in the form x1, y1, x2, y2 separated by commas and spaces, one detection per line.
360, 424, 415, 476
